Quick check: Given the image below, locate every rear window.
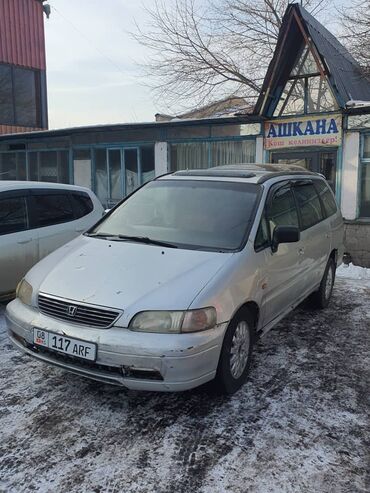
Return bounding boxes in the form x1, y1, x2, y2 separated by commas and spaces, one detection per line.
32, 193, 74, 228
314, 179, 338, 217
70, 192, 94, 219
293, 183, 324, 230
0, 196, 28, 235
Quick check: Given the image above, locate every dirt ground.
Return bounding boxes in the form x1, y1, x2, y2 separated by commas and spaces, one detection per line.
0, 272, 369, 493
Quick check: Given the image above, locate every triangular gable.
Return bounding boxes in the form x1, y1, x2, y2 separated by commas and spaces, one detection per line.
273, 45, 337, 117
255, 4, 370, 116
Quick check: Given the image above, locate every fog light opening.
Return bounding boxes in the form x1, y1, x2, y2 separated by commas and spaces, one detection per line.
122, 366, 163, 381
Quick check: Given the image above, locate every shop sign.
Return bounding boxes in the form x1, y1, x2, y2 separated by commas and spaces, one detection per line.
264, 114, 342, 149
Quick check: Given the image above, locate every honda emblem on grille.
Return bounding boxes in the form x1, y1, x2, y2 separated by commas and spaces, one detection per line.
67, 305, 77, 317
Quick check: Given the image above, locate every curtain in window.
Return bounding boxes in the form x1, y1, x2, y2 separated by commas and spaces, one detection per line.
171, 140, 256, 170
211, 140, 255, 166
171, 142, 209, 170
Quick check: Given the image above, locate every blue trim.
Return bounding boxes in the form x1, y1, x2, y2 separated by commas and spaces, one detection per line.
69, 135, 258, 149
0, 148, 68, 153
106, 148, 110, 203
71, 142, 156, 151
266, 109, 343, 121
169, 135, 257, 144
91, 148, 96, 193
68, 148, 73, 184
25, 151, 29, 180
137, 147, 142, 183
335, 144, 342, 205
207, 142, 212, 167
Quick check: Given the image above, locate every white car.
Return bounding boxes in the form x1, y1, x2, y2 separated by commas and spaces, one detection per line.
0, 181, 104, 300
6, 165, 344, 394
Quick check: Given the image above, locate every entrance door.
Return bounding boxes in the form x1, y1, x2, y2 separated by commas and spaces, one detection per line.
271, 150, 337, 190
108, 149, 122, 207
124, 148, 139, 196
105, 148, 140, 208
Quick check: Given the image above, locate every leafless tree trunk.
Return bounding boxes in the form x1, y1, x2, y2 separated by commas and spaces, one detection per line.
133, 0, 332, 112
340, 0, 370, 80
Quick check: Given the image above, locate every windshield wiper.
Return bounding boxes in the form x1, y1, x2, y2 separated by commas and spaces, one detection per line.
85, 233, 119, 240
117, 235, 178, 248
86, 232, 178, 248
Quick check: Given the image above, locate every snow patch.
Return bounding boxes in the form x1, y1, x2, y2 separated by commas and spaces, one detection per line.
337, 263, 370, 285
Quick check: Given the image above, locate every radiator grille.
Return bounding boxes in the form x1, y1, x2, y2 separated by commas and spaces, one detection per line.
38, 294, 120, 328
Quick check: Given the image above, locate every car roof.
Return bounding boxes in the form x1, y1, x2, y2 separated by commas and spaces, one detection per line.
162, 163, 322, 184
0, 181, 91, 193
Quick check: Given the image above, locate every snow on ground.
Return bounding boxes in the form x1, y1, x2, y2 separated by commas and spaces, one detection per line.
0, 276, 369, 493
337, 263, 370, 285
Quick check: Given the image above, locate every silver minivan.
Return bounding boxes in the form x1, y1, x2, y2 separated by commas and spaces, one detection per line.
0, 181, 104, 300
6, 165, 344, 394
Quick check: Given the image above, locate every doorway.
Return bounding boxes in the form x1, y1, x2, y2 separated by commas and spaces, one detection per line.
271, 150, 337, 190
106, 148, 139, 207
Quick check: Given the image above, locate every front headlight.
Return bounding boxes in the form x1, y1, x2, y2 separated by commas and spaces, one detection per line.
16, 279, 33, 306
129, 307, 217, 333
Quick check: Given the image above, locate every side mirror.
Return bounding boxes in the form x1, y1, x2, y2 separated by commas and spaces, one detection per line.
271, 226, 300, 253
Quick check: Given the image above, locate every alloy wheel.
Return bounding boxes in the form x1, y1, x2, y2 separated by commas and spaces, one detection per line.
230, 321, 250, 379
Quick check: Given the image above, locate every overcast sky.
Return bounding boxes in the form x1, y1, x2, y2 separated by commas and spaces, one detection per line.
44, 0, 349, 130
45, 0, 157, 129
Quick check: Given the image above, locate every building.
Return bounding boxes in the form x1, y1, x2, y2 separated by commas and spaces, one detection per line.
0, 116, 260, 208
155, 96, 253, 122
0, 0, 48, 137
0, 4, 369, 266
252, 4, 370, 267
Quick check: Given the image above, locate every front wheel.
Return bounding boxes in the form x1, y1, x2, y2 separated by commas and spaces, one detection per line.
310, 258, 336, 309
214, 309, 255, 395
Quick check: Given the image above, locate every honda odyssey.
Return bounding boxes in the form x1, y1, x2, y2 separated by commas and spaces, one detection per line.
6, 165, 344, 394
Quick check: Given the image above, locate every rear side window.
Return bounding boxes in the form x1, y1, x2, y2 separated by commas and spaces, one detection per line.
314, 180, 338, 217
70, 192, 94, 219
0, 196, 28, 235
267, 186, 299, 233
32, 194, 74, 228
293, 183, 324, 230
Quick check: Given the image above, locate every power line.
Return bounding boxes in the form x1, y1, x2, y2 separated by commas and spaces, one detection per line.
51, 5, 131, 79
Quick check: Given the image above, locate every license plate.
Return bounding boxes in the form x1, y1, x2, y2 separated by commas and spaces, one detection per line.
33, 328, 97, 361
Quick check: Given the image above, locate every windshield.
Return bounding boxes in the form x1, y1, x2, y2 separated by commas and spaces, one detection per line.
90, 179, 260, 251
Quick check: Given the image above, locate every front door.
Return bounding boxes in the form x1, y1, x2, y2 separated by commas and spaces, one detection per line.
106, 148, 140, 208
108, 149, 122, 206
260, 182, 306, 326
124, 148, 139, 196
271, 150, 337, 190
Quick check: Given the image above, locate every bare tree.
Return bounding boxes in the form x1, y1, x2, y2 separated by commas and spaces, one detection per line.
340, 0, 370, 79
134, 0, 332, 112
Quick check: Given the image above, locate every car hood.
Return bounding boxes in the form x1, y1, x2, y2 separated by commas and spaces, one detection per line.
27, 236, 233, 326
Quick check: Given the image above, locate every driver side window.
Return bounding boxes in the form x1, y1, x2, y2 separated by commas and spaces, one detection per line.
266, 185, 299, 235
254, 184, 299, 251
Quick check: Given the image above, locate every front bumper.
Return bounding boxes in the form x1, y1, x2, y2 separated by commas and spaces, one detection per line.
5, 299, 227, 392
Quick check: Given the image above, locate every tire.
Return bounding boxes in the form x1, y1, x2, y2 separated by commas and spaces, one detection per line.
214, 308, 255, 395
310, 258, 336, 309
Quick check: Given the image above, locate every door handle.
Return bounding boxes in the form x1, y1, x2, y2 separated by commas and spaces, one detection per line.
75, 228, 85, 233
17, 238, 32, 245
298, 247, 305, 255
